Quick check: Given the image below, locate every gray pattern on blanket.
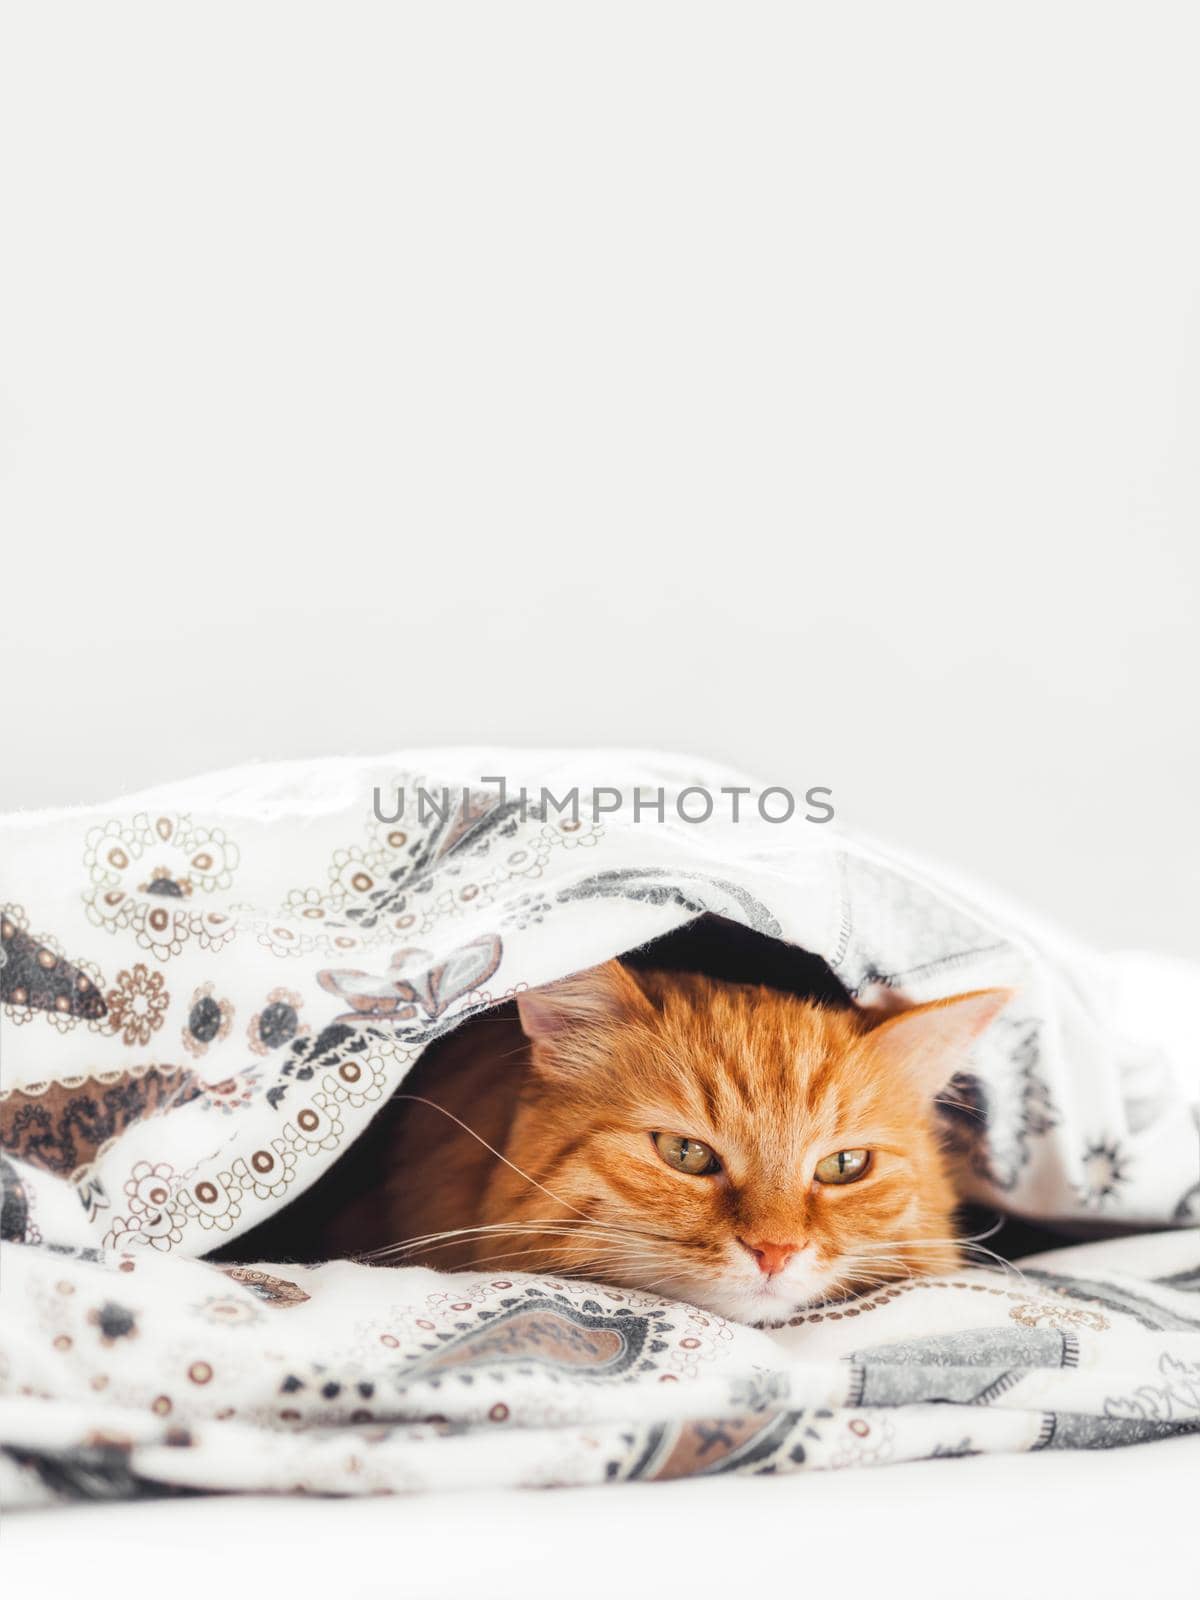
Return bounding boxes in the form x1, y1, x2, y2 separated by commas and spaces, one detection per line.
2, 754, 1199, 1502
2, 1231, 1199, 1504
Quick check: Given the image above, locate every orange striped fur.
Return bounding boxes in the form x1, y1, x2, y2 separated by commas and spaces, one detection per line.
317, 961, 1010, 1324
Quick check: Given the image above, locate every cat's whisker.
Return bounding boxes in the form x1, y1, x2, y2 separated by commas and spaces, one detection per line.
625, 1265, 694, 1296
854, 1226, 1004, 1254
794, 1278, 862, 1314
814, 1264, 930, 1309
391, 1092, 597, 1223
857, 1230, 1004, 1256
364, 1216, 657, 1261
899, 1240, 1018, 1277
459, 1244, 593, 1271
387, 1093, 713, 1260
380, 1228, 678, 1280
461, 1240, 677, 1276
374, 1222, 659, 1260
325, 969, 1019, 1321
830, 1263, 912, 1292
951, 1214, 1007, 1245
958, 1247, 1030, 1293
368, 1201, 687, 1264
842, 1231, 1029, 1293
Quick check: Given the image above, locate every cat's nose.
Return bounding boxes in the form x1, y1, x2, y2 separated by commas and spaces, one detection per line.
738, 1237, 802, 1276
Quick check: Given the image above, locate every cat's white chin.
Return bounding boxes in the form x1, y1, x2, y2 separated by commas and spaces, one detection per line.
677, 1271, 838, 1327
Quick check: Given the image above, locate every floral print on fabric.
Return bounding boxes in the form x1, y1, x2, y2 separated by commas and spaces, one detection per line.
181, 983, 234, 1059
246, 989, 309, 1055
104, 965, 169, 1048
1, 751, 1199, 1505
83, 813, 239, 961
1, 1230, 1199, 1505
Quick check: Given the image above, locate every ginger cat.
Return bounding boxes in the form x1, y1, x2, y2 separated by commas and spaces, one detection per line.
304, 961, 1010, 1324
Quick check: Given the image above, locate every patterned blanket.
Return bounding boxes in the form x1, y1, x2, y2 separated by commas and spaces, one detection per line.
2, 751, 1198, 1503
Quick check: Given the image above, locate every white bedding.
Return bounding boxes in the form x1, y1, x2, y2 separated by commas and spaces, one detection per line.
3, 751, 1198, 1508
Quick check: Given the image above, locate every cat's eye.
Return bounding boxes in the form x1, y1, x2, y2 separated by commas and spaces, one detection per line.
814, 1148, 872, 1185
652, 1132, 722, 1176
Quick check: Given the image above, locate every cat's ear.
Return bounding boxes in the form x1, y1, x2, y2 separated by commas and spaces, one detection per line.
517, 960, 655, 1057
865, 988, 1013, 1097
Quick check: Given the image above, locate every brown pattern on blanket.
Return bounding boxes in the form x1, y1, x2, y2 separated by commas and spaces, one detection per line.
0, 1066, 197, 1177
3, 756, 1200, 1508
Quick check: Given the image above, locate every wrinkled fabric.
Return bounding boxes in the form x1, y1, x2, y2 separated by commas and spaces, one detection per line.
2, 751, 1198, 1501
2, 1230, 1198, 1505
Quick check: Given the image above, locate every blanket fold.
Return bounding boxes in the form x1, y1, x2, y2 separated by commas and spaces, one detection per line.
2, 750, 1198, 1500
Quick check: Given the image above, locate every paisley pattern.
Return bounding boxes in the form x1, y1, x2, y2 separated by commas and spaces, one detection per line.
1, 1230, 1198, 1505
1, 905, 107, 1031
1, 750, 1198, 1503
0, 1065, 194, 1177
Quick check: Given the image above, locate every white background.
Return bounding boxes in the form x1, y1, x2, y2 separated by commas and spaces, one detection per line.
2, 3, 1198, 958
5, 1435, 1198, 1600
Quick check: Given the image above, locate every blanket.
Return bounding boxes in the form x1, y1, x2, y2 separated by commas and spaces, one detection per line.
2, 750, 1198, 1504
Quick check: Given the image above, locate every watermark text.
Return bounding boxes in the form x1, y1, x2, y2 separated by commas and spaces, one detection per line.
372, 778, 835, 827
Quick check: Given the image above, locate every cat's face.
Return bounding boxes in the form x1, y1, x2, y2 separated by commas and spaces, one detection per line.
485, 962, 1009, 1324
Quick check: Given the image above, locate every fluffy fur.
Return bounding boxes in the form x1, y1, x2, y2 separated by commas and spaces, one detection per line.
311, 962, 1010, 1324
